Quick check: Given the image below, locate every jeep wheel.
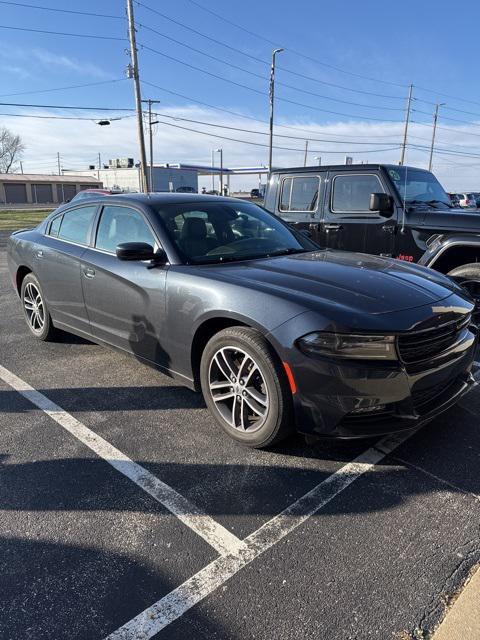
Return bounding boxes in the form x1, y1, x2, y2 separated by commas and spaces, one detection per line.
448, 263, 480, 308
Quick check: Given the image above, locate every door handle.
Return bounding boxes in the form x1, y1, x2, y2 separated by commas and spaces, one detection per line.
83, 267, 95, 279
36, 249, 43, 258
324, 223, 343, 231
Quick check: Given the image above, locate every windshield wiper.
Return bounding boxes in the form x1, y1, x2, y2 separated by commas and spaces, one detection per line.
267, 248, 308, 257
426, 199, 452, 209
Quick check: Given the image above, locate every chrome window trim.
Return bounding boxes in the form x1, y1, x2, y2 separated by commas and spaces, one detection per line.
330, 172, 386, 214
278, 175, 321, 213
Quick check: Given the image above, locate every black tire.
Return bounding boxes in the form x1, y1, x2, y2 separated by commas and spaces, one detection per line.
20, 273, 56, 341
200, 326, 293, 448
447, 263, 480, 307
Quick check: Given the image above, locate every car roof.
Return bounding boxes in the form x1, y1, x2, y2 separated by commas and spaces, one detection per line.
64, 192, 243, 207
269, 163, 427, 174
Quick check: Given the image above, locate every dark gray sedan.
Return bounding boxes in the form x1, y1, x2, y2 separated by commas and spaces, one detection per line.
7, 194, 477, 447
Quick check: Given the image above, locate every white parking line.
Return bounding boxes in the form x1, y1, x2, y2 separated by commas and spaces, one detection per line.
106, 430, 417, 640
0, 364, 244, 556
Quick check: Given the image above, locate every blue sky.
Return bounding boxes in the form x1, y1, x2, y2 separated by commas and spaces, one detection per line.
1, 0, 480, 189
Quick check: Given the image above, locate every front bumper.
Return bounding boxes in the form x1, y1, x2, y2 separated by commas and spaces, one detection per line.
285, 327, 477, 439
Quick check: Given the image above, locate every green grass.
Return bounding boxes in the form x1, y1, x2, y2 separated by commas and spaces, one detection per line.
0, 209, 53, 231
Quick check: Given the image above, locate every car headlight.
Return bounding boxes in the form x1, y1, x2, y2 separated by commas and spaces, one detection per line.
297, 332, 397, 360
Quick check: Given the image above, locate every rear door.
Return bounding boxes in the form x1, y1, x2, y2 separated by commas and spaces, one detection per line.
274, 173, 325, 242
35, 204, 98, 334
318, 170, 396, 255
80, 203, 169, 366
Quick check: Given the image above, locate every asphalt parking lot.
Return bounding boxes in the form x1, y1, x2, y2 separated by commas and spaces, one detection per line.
1, 230, 480, 640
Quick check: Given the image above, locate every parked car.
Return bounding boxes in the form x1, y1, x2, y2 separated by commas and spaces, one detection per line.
447, 192, 460, 207
471, 192, 480, 208
457, 193, 477, 208
175, 186, 197, 193
7, 194, 476, 447
250, 188, 262, 199
69, 188, 121, 203
264, 164, 480, 302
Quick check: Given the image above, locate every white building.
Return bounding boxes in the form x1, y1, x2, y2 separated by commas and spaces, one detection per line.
63, 164, 198, 193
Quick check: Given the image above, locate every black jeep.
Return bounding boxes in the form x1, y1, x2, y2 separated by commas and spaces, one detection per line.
264, 164, 480, 299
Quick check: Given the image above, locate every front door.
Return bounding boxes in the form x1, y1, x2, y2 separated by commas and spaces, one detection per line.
80, 204, 169, 367
318, 171, 396, 256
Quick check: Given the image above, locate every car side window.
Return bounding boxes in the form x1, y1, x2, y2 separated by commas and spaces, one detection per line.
95, 205, 158, 254
48, 214, 63, 237
279, 176, 319, 212
56, 205, 97, 245
331, 174, 384, 213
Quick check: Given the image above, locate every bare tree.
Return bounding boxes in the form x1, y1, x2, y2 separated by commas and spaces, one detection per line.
0, 127, 25, 173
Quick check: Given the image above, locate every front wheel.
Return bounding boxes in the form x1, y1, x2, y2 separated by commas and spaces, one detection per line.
200, 327, 293, 448
448, 263, 480, 308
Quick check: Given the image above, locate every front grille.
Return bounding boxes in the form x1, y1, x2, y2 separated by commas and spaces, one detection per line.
397, 315, 471, 364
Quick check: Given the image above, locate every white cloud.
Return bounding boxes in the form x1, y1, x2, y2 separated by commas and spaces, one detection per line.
2, 104, 480, 191
31, 48, 109, 79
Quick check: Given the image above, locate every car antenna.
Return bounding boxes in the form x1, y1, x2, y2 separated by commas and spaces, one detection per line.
400, 165, 408, 234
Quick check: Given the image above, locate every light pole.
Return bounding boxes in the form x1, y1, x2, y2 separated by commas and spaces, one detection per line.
216, 148, 223, 193
314, 156, 321, 166
268, 47, 284, 173
211, 149, 215, 191
428, 102, 445, 172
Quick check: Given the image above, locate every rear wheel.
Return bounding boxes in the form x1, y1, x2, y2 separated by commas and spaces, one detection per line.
20, 273, 56, 341
448, 263, 480, 309
200, 327, 293, 448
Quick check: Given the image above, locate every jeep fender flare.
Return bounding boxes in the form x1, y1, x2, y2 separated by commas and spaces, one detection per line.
420, 233, 480, 270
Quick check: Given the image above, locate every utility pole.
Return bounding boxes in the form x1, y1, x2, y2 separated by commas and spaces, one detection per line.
211, 149, 215, 191
303, 140, 309, 166
20, 161, 23, 174
399, 84, 413, 166
97, 152, 101, 180
268, 47, 284, 173
126, 0, 148, 193
428, 102, 445, 172
57, 152, 61, 175
142, 99, 160, 191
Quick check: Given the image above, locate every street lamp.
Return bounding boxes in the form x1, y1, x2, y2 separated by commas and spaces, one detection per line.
314, 156, 321, 166
216, 148, 223, 193
268, 47, 284, 173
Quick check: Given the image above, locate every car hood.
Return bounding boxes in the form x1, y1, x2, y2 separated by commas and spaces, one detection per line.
201, 250, 467, 315
424, 209, 480, 230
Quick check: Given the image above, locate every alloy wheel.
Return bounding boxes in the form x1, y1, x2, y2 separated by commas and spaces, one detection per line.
23, 282, 45, 333
208, 346, 269, 432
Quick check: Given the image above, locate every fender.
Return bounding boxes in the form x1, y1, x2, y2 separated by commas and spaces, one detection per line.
419, 233, 480, 269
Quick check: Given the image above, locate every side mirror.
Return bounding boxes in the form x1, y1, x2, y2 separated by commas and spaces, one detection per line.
370, 193, 394, 216
116, 242, 155, 261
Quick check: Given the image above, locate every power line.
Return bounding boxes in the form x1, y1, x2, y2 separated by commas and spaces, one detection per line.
153, 117, 400, 153
0, 24, 126, 40
138, 25, 403, 112
152, 112, 402, 145
135, 1, 404, 101
0, 0, 123, 19
0, 112, 134, 121
140, 45, 402, 123
0, 101, 134, 111
177, 0, 407, 89
141, 79, 407, 139
0, 78, 127, 98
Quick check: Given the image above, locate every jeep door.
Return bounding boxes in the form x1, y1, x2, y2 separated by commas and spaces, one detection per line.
275, 173, 325, 241
318, 170, 396, 256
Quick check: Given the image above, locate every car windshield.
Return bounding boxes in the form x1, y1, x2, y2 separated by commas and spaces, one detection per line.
387, 167, 451, 208
155, 201, 317, 264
